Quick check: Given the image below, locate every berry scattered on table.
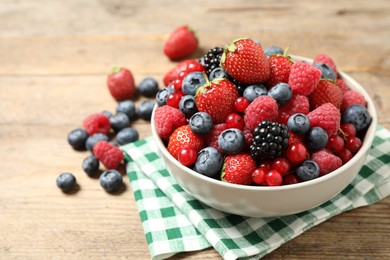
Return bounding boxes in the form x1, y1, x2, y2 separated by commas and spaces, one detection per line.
164, 25, 198, 61
83, 113, 111, 136
93, 141, 124, 170
99, 170, 123, 193
85, 133, 110, 151
56, 172, 77, 193
116, 100, 137, 121
109, 112, 130, 132
138, 77, 159, 97
107, 67, 136, 101
82, 155, 100, 177
67, 128, 89, 150
138, 100, 155, 120
116, 127, 139, 146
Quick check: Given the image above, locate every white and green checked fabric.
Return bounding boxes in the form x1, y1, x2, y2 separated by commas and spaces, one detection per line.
121, 125, 390, 260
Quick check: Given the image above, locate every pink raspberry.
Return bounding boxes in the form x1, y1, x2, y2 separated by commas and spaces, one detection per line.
313, 53, 337, 74
205, 123, 227, 153
243, 128, 253, 150
311, 150, 342, 176
288, 62, 322, 96
244, 95, 278, 132
93, 141, 124, 169
341, 90, 367, 112
278, 95, 310, 124
336, 79, 350, 94
83, 113, 111, 135
307, 103, 341, 136
154, 105, 187, 140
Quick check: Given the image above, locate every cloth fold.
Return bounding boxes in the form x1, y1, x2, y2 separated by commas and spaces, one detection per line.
121, 125, 390, 260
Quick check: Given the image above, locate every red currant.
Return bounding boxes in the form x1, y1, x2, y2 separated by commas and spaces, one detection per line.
337, 148, 353, 164
234, 97, 249, 113
177, 147, 198, 166
167, 92, 182, 108
258, 161, 272, 171
339, 123, 357, 139
173, 78, 183, 93
251, 168, 267, 185
186, 62, 205, 73
285, 142, 307, 165
345, 136, 362, 153
177, 70, 187, 80
283, 173, 300, 185
326, 135, 345, 153
226, 113, 244, 130
272, 157, 290, 175
266, 170, 283, 186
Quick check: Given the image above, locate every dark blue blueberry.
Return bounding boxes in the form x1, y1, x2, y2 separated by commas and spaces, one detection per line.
99, 170, 123, 193
296, 160, 320, 181
67, 128, 89, 150
82, 155, 100, 177
116, 100, 137, 120
156, 87, 175, 106
342, 104, 371, 131
179, 95, 198, 118
138, 77, 159, 97
243, 84, 268, 103
56, 172, 77, 193
313, 62, 336, 80
109, 112, 129, 132
305, 127, 328, 151
264, 45, 284, 57
138, 100, 155, 120
85, 133, 110, 151
209, 67, 228, 81
268, 83, 292, 106
116, 127, 139, 145
194, 147, 224, 178
218, 128, 245, 154
182, 72, 207, 96
287, 113, 310, 134
189, 112, 213, 135
102, 110, 113, 119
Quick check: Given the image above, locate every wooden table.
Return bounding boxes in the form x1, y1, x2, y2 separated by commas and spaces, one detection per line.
1, 0, 390, 259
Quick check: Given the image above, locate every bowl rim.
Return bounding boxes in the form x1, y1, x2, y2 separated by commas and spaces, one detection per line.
151, 55, 378, 192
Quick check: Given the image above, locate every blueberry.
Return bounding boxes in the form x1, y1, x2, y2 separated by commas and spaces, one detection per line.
342, 104, 371, 132
138, 77, 159, 97
296, 160, 320, 181
56, 172, 77, 192
243, 84, 268, 103
264, 45, 284, 57
156, 87, 175, 106
313, 62, 336, 80
268, 83, 292, 106
116, 100, 137, 120
189, 112, 213, 135
305, 127, 328, 151
116, 127, 139, 145
287, 113, 310, 134
138, 100, 155, 120
182, 72, 207, 96
67, 128, 89, 150
209, 67, 228, 81
194, 147, 224, 178
218, 128, 245, 154
99, 169, 123, 193
85, 133, 109, 151
110, 112, 129, 132
179, 95, 198, 118
82, 155, 100, 176
102, 110, 113, 119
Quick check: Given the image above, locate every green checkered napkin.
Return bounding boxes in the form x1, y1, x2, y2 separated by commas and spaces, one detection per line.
121, 125, 390, 260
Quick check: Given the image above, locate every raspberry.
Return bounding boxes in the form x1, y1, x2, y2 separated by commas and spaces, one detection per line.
336, 79, 350, 94
278, 95, 310, 124
154, 105, 187, 140
309, 80, 342, 109
288, 62, 322, 96
313, 53, 337, 74
307, 103, 341, 136
167, 125, 205, 159
311, 150, 342, 176
204, 123, 227, 152
93, 141, 124, 169
340, 90, 367, 112
83, 113, 111, 135
244, 95, 278, 132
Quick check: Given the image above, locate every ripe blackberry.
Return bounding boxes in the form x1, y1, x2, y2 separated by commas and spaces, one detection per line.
200, 47, 224, 75
229, 77, 247, 96
250, 121, 289, 163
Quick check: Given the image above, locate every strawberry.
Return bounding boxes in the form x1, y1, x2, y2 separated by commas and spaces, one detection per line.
195, 78, 239, 124
220, 38, 270, 84
164, 26, 198, 61
167, 125, 204, 159
309, 80, 343, 109
221, 153, 257, 185
163, 59, 205, 86
107, 67, 136, 101
266, 54, 293, 87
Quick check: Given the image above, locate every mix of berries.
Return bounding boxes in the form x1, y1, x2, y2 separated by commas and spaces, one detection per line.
154, 37, 372, 186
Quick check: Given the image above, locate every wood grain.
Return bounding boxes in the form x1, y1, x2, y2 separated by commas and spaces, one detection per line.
1, 0, 390, 259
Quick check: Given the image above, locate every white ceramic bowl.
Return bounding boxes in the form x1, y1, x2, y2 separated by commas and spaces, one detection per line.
151, 55, 377, 217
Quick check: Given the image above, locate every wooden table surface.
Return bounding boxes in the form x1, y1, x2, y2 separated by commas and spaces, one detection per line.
1, 0, 390, 259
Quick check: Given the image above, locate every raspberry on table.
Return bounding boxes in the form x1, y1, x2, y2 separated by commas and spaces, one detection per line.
288, 62, 321, 96
93, 141, 124, 170
83, 113, 111, 136
153, 105, 187, 140
244, 95, 279, 132
307, 103, 341, 136
311, 150, 342, 176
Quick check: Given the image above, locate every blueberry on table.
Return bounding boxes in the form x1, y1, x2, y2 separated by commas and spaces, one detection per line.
182, 72, 207, 96
138, 77, 159, 97
56, 172, 77, 193
116, 127, 139, 145
85, 133, 110, 151
179, 95, 198, 118
82, 155, 100, 176
305, 127, 328, 151
189, 112, 213, 135
243, 84, 267, 103
138, 100, 155, 120
116, 100, 137, 120
194, 147, 224, 178
99, 170, 123, 193
296, 160, 320, 181
109, 112, 130, 132
67, 128, 89, 150
218, 128, 245, 154
342, 104, 371, 132
287, 113, 310, 134
268, 82, 292, 106
102, 110, 113, 119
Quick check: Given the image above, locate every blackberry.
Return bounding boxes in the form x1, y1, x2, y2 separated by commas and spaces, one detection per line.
250, 121, 289, 163
229, 77, 247, 96
200, 47, 224, 75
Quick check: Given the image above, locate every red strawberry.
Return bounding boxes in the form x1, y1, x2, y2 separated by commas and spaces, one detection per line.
167, 125, 204, 159
341, 90, 367, 112
195, 78, 239, 124
154, 105, 187, 140
93, 141, 124, 169
164, 26, 198, 61
267, 54, 293, 87
314, 54, 337, 74
107, 67, 136, 101
307, 103, 341, 136
244, 95, 278, 132
309, 80, 343, 109
288, 62, 322, 96
163, 60, 205, 86
221, 153, 257, 185
220, 38, 270, 84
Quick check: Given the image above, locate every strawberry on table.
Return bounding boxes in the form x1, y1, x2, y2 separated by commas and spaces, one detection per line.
107, 67, 136, 101
164, 25, 199, 61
